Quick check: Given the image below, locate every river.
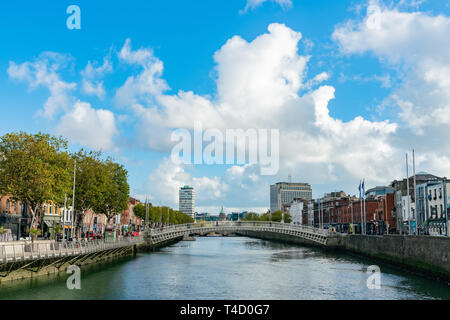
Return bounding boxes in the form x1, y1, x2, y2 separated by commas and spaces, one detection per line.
0, 236, 449, 300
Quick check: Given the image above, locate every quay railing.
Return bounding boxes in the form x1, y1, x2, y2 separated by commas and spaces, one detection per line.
0, 236, 143, 264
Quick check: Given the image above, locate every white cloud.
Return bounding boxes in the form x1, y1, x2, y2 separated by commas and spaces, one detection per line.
81, 79, 106, 100
332, 0, 450, 176
115, 39, 169, 107
146, 158, 228, 207
7, 52, 76, 118
119, 22, 405, 207
56, 101, 118, 151
80, 57, 112, 100
9, 53, 118, 151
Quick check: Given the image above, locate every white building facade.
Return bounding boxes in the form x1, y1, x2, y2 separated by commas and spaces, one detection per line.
290, 199, 304, 225
424, 181, 449, 236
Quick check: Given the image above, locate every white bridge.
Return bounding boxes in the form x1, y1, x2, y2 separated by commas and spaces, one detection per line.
149, 221, 329, 246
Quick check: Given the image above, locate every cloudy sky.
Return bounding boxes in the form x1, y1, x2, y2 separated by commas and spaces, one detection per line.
1, 0, 449, 214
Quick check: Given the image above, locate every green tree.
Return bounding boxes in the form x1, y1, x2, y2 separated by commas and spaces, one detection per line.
244, 213, 261, 221
270, 211, 283, 222
133, 203, 146, 220
260, 212, 271, 221
30, 227, 42, 243
284, 213, 292, 224
54, 224, 63, 239
97, 159, 130, 225
0, 132, 72, 233
72, 150, 109, 238
148, 206, 193, 225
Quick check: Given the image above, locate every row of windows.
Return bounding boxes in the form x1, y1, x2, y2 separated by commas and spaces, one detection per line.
428, 188, 443, 200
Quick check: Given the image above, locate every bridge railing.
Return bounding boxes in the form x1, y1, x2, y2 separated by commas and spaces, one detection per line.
149, 221, 329, 236
0, 236, 143, 264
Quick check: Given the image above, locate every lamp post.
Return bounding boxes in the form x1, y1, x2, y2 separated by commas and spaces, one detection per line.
62, 194, 67, 242
351, 202, 354, 234
71, 159, 76, 240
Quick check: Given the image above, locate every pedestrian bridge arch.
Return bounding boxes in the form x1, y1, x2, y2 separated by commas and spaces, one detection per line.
148, 221, 329, 246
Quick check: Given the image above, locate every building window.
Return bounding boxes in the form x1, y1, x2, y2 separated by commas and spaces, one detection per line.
6, 200, 10, 213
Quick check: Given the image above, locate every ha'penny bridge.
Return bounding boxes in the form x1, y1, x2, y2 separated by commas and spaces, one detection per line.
0, 222, 330, 282
149, 221, 329, 246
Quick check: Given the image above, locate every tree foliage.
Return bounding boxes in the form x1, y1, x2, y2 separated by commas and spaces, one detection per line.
72, 150, 109, 236
0, 131, 195, 238
97, 159, 130, 224
0, 132, 72, 230
147, 206, 194, 225
243, 210, 291, 223
133, 203, 146, 220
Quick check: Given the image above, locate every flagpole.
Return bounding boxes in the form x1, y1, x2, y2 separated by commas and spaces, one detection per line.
359, 181, 363, 235
413, 149, 417, 235
363, 179, 366, 235
320, 198, 323, 229
319, 199, 321, 229
406, 153, 411, 235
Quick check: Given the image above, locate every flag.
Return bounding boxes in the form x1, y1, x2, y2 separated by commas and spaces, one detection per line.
362, 179, 365, 199
358, 181, 362, 201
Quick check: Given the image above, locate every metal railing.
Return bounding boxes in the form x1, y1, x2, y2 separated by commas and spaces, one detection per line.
149, 221, 329, 237
0, 236, 143, 263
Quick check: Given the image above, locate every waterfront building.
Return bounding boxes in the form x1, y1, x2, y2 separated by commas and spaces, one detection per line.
229, 212, 248, 221
179, 185, 195, 219
347, 199, 379, 234
363, 186, 395, 234
195, 212, 210, 221
0, 196, 23, 240
307, 201, 315, 226
219, 207, 227, 221
120, 197, 143, 233
416, 180, 449, 236
42, 200, 62, 239
289, 198, 307, 225
365, 186, 394, 198
401, 195, 413, 223
391, 172, 441, 233
60, 205, 74, 239
270, 182, 312, 213
373, 193, 395, 234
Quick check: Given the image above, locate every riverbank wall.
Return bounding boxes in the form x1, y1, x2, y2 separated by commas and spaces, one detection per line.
239, 230, 449, 281
327, 234, 450, 280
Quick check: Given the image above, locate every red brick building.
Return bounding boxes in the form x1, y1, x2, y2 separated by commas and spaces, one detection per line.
120, 197, 144, 232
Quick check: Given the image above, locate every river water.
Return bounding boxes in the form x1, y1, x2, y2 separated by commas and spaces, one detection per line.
0, 236, 449, 300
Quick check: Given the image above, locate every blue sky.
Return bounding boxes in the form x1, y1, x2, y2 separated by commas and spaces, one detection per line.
1, 0, 450, 214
